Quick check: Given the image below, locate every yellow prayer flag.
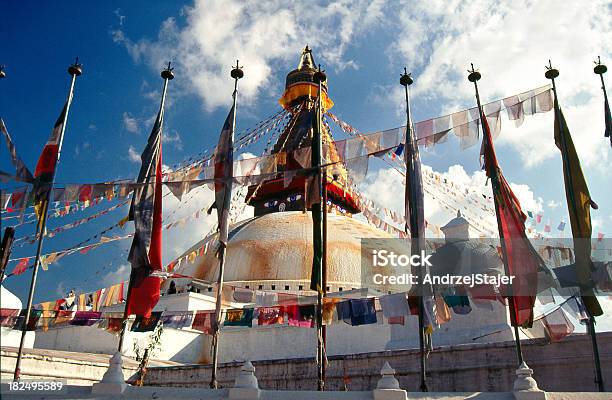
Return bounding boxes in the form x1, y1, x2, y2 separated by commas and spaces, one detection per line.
554, 103, 602, 316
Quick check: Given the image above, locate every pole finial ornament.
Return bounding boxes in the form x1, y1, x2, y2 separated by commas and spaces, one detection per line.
594, 56, 607, 75
68, 57, 83, 77
467, 63, 481, 82
231, 59, 244, 80
313, 63, 326, 83
161, 62, 175, 80
400, 67, 413, 86
545, 59, 559, 80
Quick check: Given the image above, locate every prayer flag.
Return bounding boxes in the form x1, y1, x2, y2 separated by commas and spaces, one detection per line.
223, 308, 254, 327
131, 311, 162, 332
15, 309, 42, 331
0, 119, 33, 183
160, 312, 194, 329
126, 107, 164, 318
309, 107, 324, 292
192, 311, 213, 334
348, 298, 377, 326
12, 258, 30, 276
481, 115, 543, 327
213, 105, 235, 246
404, 112, 435, 333
0, 309, 21, 328
557, 221, 566, 231
286, 304, 315, 328
542, 308, 574, 342
553, 100, 602, 317
257, 307, 284, 326
33, 92, 73, 228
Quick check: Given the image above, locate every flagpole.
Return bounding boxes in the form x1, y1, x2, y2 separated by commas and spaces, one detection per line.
210, 60, 243, 389
467, 63, 524, 367
400, 68, 428, 392
594, 56, 609, 113
546, 61, 605, 392
13, 59, 82, 381
313, 64, 327, 391
594, 57, 611, 148
117, 62, 174, 354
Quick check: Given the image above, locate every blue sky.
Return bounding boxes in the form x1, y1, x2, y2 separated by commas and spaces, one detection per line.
1, 1, 611, 306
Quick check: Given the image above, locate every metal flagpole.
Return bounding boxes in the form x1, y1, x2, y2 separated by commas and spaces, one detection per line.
547, 61, 605, 392
594, 57, 610, 148
313, 64, 327, 391
594, 56, 609, 118
117, 62, 174, 354
400, 68, 428, 392
13, 59, 82, 380
210, 61, 243, 389
467, 64, 525, 367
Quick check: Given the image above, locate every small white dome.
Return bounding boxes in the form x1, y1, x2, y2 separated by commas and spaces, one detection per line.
1, 284, 23, 309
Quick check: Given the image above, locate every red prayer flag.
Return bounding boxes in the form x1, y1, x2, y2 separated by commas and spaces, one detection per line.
12, 258, 30, 276
481, 116, 543, 327
542, 308, 574, 342
192, 311, 213, 334
126, 108, 164, 318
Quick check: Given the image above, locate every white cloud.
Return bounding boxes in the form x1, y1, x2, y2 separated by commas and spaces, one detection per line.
114, 8, 126, 26
101, 263, 131, 287
55, 281, 67, 298
509, 183, 543, 214
162, 130, 183, 151
122, 112, 140, 133
127, 145, 141, 163
359, 163, 547, 237
389, 0, 611, 168
547, 200, 561, 209
112, 0, 384, 111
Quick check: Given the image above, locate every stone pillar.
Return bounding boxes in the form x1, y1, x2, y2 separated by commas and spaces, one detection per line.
373, 362, 407, 400
91, 351, 129, 395
229, 360, 260, 399
512, 362, 546, 400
